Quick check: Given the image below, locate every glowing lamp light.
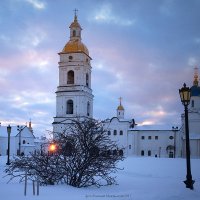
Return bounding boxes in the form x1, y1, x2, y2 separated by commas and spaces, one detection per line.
179, 83, 191, 106
49, 144, 56, 152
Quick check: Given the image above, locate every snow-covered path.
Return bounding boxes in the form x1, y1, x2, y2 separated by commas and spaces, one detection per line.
0, 156, 200, 200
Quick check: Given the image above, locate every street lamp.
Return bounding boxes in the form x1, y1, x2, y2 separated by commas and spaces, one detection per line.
179, 83, 195, 190
6, 125, 12, 165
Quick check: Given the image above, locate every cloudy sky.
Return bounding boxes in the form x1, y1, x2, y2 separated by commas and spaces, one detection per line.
0, 0, 200, 136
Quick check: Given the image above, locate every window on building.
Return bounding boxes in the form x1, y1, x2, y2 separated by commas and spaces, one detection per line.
141, 136, 145, 140
169, 136, 174, 140
129, 145, 131, 149
73, 30, 76, 37
192, 100, 194, 107
141, 150, 144, 156
155, 136, 158, 140
87, 102, 90, 116
148, 136, 151, 140
67, 70, 74, 84
86, 73, 89, 87
120, 130, 123, 135
66, 100, 73, 114
169, 151, 174, 158
23, 140, 26, 144
114, 130, 117, 135
108, 131, 111, 135
69, 56, 73, 61
148, 150, 151, 156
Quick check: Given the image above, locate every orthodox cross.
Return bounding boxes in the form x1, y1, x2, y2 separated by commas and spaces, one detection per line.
119, 97, 122, 105
74, 9, 78, 16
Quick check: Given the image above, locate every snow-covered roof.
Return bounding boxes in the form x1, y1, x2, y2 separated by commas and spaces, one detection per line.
118, 118, 131, 122
21, 144, 35, 147
0, 125, 34, 137
129, 125, 181, 131
105, 117, 131, 123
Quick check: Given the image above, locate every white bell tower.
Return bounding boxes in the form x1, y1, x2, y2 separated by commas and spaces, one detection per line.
53, 12, 93, 133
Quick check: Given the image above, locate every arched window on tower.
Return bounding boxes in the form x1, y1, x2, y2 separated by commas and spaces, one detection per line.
87, 101, 90, 116
86, 73, 89, 87
66, 100, 73, 114
67, 70, 74, 84
73, 30, 76, 37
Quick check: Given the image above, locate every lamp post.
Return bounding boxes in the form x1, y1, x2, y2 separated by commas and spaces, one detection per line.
179, 83, 195, 190
6, 125, 12, 165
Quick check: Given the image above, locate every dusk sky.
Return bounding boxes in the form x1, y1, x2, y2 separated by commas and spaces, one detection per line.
0, 0, 200, 136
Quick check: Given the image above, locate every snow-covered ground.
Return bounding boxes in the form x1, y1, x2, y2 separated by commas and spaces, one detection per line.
0, 156, 200, 200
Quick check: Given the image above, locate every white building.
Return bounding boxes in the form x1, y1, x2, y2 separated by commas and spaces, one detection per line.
0, 122, 36, 156
103, 99, 180, 158
53, 14, 200, 158
128, 127, 178, 158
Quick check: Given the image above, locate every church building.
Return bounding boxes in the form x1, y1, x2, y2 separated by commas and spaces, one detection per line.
103, 98, 180, 158
53, 13, 200, 158
0, 121, 36, 156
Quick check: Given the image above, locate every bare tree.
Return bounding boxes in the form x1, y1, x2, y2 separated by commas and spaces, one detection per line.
56, 118, 124, 187
5, 151, 63, 185
5, 118, 124, 188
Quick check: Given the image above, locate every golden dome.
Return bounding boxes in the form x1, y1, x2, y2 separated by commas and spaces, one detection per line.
117, 105, 124, 110
62, 39, 89, 56
117, 97, 124, 110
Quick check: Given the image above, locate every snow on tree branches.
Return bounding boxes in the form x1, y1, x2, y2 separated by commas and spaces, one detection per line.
5, 118, 124, 188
